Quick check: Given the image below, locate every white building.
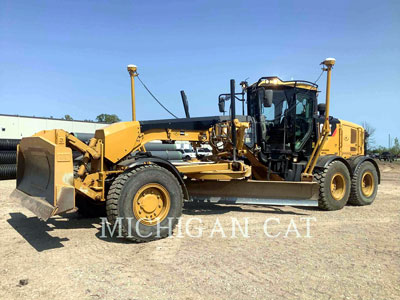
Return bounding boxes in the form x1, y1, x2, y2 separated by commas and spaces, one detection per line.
0, 114, 107, 139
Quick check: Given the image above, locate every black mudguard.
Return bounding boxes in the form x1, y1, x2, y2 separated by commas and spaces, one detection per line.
315, 155, 353, 177
118, 154, 189, 200
346, 155, 381, 184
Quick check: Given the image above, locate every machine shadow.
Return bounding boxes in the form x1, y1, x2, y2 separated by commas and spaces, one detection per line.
293, 206, 321, 211
183, 202, 309, 216
6, 212, 99, 252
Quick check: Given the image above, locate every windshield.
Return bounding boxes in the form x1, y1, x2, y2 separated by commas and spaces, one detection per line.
261, 88, 314, 151
262, 89, 293, 125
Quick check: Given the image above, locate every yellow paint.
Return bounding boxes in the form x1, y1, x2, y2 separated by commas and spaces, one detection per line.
321, 120, 364, 158
302, 58, 335, 179
16, 60, 370, 218
127, 65, 138, 121
16, 134, 75, 215
361, 171, 374, 197
258, 77, 318, 91
94, 121, 141, 163
330, 172, 346, 201
177, 162, 251, 180
133, 183, 171, 225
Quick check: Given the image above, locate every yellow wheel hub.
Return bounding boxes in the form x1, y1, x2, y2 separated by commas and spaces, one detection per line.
330, 173, 346, 201
361, 171, 374, 197
133, 183, 171, 226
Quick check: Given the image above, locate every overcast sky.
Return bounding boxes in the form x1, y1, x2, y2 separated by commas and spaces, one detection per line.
0, 0, 399, 147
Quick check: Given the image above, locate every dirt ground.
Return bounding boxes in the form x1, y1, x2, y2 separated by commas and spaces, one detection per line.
0, 162, 399, 300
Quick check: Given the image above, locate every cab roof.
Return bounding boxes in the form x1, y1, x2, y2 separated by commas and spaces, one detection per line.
254, 76, 318, 91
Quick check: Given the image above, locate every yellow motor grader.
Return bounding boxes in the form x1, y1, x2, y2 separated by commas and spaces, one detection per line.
11, 58, 380, 241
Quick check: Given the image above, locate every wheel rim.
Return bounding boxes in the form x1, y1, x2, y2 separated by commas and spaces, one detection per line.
330, 173, 346, 201
133, 183, 171, 226
361, 171, 374, 197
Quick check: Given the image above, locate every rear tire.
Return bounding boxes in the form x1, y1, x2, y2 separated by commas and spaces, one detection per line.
106, 165, 183, 242
314, 160, 351, 211
348, 161, 378, 206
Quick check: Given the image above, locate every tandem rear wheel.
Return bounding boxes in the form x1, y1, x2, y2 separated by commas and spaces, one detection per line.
106, 164, 183, 242
348, 161, 378, 206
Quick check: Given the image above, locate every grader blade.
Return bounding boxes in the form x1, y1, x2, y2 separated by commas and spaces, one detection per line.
185, 180, 320, 207
10, 136, 75, 220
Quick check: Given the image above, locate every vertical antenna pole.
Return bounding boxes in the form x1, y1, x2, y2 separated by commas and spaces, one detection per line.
230, 79, 237, 161
127, 65, 138, 121
301, 58, 336, 181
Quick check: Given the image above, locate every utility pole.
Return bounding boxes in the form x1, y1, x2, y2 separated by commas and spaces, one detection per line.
389, 134, 391, 149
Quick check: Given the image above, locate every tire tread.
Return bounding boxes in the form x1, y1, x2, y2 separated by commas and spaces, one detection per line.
348, 161, 377, 206
314, 160, 350, 211
106, 164, 183, 242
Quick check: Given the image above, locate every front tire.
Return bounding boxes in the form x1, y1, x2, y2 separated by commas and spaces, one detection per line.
106, 165, 183, 242
314, 160, 351, 211
348, 161, 378, 206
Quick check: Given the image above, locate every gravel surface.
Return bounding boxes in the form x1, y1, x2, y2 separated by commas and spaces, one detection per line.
0, 162, 399, 300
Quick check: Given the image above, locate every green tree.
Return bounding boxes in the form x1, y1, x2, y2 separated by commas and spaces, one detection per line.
392, 137, 400, 156
373, 145, 387, 155
96, 114, 121, 124
63, 114, 73, 121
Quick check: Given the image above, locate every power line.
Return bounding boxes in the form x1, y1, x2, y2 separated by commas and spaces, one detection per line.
314, 69, 324, 84
137, 75, 178, 119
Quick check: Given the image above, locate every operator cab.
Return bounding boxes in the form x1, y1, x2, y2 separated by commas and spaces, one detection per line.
246, 77, 319, 180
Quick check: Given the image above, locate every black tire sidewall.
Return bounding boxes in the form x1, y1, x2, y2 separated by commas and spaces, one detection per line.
352, 161, 378, 205
322, 161, 351, 210
118, 167, 182, 241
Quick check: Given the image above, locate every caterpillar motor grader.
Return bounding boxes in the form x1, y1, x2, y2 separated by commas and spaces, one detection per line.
11, 58, 380, 242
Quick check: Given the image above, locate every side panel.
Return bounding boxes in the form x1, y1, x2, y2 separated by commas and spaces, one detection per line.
321, 124, 340, 156
321, 120, 364, 158
94, 121, 141, 163
341, 120, 364, 158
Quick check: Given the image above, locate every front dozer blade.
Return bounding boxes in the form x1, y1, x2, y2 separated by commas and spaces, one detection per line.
10, 136, 75, 221
185, 179, 320, 207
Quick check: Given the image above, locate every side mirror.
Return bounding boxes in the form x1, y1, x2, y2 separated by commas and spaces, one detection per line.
218, 99, 225, 113
318, 103, 326, 115
258, 88, 273, 107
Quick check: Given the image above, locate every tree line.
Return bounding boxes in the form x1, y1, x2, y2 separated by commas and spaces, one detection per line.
62, 114, 121, 124
363, 121, 400, 156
